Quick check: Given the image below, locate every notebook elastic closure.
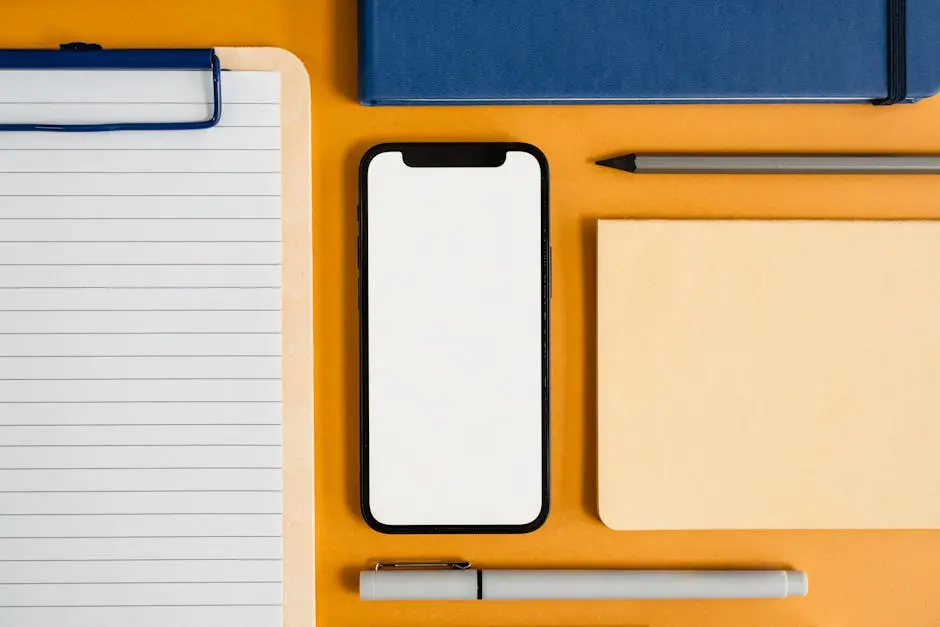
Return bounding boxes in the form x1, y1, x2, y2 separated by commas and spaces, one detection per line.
873, 0, 908, 105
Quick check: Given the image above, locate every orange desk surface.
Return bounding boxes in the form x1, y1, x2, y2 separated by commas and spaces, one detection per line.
5, 2, 940, 626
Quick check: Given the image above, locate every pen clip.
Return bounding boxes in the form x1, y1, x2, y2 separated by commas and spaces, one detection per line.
374, 560, 472, 571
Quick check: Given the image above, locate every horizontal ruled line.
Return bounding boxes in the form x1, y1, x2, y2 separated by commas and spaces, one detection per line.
0, 310, 280, 313
0, 536, 279, 539
0, 263, 280, 266
0, 355, 279, 358
0, 196, 280, 198
0, 580, 281, 585
0, 401, 279, 404
0, 241, 280, 243
0, 467, 279, 471
0, 102, 278, 105
0, 125, 277, 130
0, 604, 280, 608
0, 490, 281, 493
0, 219, 281, 222
0, 513, 279, 517
0, 148, 280, 152
0, 332, 279, 336
0, 559, 280, 564
0, 286, 279, 289
0, 445, 279, 448
0, 425, 277, 428
0, 378, 279, 381
0, 171, 279, 175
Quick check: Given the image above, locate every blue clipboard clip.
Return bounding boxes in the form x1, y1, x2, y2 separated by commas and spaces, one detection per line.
0, 43, 221, 132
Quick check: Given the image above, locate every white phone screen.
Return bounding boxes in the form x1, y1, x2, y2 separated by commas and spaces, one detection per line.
362, 145, 548, 531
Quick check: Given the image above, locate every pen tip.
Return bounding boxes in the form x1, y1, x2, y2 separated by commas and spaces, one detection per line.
595, 154, 637, 172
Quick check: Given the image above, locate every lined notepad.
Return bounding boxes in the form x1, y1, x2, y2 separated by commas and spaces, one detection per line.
0, 69, 283, 627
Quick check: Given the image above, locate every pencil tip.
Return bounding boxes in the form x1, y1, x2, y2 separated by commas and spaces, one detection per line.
595, 154, 637, 173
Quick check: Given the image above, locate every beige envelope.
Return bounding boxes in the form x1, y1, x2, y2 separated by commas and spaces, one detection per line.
598, 219, 940, 531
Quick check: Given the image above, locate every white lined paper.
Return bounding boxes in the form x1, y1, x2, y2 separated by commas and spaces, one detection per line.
0, 559, 281, 583
0, 310, 281, 334
0, 128, 280, 150
0, 288, 282, 310
0, 425, 280, 446
0, 607, 281, 627
0, 69, 282, 626
0, 218, 281, 239
0, 491, 282, 515
0, 515, 280, 539
0, 581, 281, 605
0, 469, 281, 492
0, 103, 279, 127
0, 536, 281, 560
0, 336, 281, 358
0, 70, 279, 103
0, 241, 281, 264
0, 265, 280, 287
0, 356, 281, 378
0, 173, 280, 197
0, 196, 281, 218
0, 401, 281, 424
0, 446, 280, 468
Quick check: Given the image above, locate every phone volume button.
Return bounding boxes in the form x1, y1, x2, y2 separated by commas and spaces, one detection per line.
548, 246, 553, 299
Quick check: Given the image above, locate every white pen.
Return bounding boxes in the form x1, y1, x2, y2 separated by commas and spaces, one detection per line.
360, 561, 808, 601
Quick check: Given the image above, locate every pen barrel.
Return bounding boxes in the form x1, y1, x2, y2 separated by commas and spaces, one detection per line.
482, 570, 806, 600
634, 154, 940, 174
360, 569, 808, 600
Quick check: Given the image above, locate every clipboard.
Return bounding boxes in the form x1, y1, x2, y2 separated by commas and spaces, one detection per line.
0, 46, 313, 627
222, 46, 315, 627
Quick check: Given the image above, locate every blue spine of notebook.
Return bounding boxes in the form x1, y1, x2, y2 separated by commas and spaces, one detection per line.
0, 43, 221, 131
359, 0, 940, 105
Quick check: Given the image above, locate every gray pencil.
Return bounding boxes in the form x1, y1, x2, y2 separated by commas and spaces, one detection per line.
596, 153, 940, 174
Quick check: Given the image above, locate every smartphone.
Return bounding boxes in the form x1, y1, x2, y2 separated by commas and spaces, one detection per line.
359, 142, 550, 534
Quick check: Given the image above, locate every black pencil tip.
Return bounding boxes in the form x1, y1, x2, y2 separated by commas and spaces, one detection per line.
595, 154, 637, 173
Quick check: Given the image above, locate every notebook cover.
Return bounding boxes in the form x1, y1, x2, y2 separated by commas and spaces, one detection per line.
359, 0, 940, 105
597, 219, 940, 530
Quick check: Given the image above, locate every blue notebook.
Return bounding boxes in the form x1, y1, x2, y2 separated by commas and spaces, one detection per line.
359, 0, 940, 105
